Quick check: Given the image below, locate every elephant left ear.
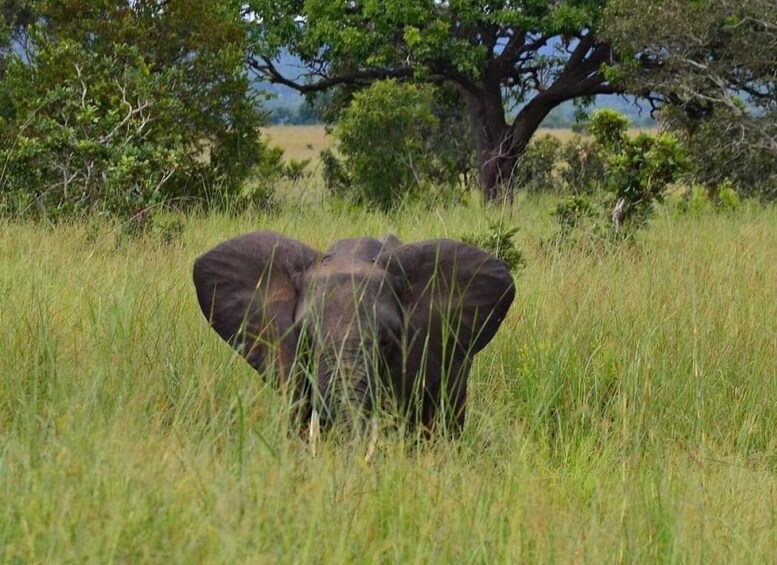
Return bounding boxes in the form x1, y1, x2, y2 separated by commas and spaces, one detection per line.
380, 239, 515, 356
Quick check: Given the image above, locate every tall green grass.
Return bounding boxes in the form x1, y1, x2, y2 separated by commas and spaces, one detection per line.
1, 201, 775, 562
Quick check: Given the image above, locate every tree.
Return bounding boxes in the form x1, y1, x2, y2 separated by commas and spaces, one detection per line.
0, 1, 35, 81
605, 0, 777, 198
334, 80, 438, 209
1, 0, 269, 221
245, 1, 626, 201
589, 109, 688, 233
326, 80, 471, 210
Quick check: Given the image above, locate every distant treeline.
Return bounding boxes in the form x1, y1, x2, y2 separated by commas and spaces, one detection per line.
269, 104, 320, 125
541, 109, 656, 129
269, 103, 657, 128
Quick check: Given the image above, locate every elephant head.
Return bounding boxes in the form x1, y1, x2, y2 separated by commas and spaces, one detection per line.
193, 231, 514, 435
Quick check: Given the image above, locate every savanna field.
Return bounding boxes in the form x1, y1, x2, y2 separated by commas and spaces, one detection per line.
0, 128, 775, 562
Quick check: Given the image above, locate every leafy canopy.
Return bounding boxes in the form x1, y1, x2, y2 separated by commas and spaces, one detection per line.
247, 0, 616, 106
0, 0, 269, 221
247, 1, 624, 200
604, 0, 777, 198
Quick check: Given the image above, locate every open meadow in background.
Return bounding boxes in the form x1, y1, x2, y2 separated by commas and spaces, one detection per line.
1, 168, 775, 560
263, 125, 658, 168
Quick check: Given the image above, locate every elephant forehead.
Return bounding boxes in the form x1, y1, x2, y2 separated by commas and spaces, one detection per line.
311, 260, 385, 281
324, 238, 383, 261
302, 263, 395, 314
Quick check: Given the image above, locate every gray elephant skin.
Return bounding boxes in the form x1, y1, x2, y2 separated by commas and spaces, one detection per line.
193, 231, 515, 434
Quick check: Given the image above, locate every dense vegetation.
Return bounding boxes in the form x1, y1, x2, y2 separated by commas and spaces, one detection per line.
246, 0, 776, 201
2, 0, 776, 219
0, 0, 270, 224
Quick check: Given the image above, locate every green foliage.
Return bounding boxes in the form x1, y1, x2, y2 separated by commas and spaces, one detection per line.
332, 79, 467, 211
605, 0, 777, 200
661, 104, 777, 200
589, 110, 690, 233
547, 193, 611, 252
587, 108, 629, 150
320, 148, 352, 198
281, 158, 312, 183
549, 111, 690, 244
461, 221, 525, 272
247, 1, 638, 199
717, 181, 743, 210
676, 185, 713, 216
249, 1, 607, 86
677, 181, 743, 216
554, 194, 597, 235
0, 0, 271, 223
513, 135, 561, 193
1, 41, 188, 220
233, 140, 286, 212
425, 84, 478, 190
511, 134, 606, 196
559, 135, 606, 194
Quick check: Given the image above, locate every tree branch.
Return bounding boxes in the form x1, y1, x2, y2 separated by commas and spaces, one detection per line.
248, 56, 417, 93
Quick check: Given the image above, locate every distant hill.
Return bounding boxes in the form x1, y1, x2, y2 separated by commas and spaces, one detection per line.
540, 96, 656, 128
255, 53, 656, 127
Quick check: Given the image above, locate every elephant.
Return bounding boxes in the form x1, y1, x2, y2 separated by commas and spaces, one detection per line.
193, 231, 515, 440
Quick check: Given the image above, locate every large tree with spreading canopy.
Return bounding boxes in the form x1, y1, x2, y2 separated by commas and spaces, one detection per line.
246, 0, 624, 201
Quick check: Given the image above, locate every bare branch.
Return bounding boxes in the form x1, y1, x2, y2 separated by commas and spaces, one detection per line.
248, 55, 417, 93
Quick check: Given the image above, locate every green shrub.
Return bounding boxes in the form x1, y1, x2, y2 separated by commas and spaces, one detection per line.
320, 148, 352, 198
232, 141, 288, 212
589, 110, 690, 235
334, 80, 438, 210
461, 221, 525, 272
717, 181, 742, 210
588, 109, 630, 150
551, 111, 691, 244
333, 79, 471, 211
677, 181, 743, 216
677, 185, 714, 216
554, 194, 597, 235
282, 158, 312, 183
661, 103, 777, 200
0, 0, 270, 224
513, 135, 562, 193
559, 136, 605, 194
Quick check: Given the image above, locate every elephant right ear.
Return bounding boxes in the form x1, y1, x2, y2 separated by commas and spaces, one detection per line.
193, 231, 320, 377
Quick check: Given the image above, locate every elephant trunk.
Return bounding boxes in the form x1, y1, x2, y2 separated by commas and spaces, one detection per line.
317, 356, 374, 434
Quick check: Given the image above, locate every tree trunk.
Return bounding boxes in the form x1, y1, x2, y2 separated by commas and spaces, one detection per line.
464, 82, 557, 202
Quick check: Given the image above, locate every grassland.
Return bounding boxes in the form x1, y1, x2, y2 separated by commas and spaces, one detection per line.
262, 125, 658, 164
0, 194, 775, 562
263, 125, 336, 163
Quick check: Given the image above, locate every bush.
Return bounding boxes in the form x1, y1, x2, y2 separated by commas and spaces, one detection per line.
559, 136, 605, 194
554, 195, 597, 235
588, 109, 630, 150
461, 221, 525, 272
661, 103, 777, 200
0, 0, 271, 224
717, 181, 742, 210
332, 80, 472, 211
333, 80, 437, 210
677, 181, 743, 216
320, 148, 352, 198
589, 110, 690, 234
550, 110, 691, 244
512, 135, 562, 193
